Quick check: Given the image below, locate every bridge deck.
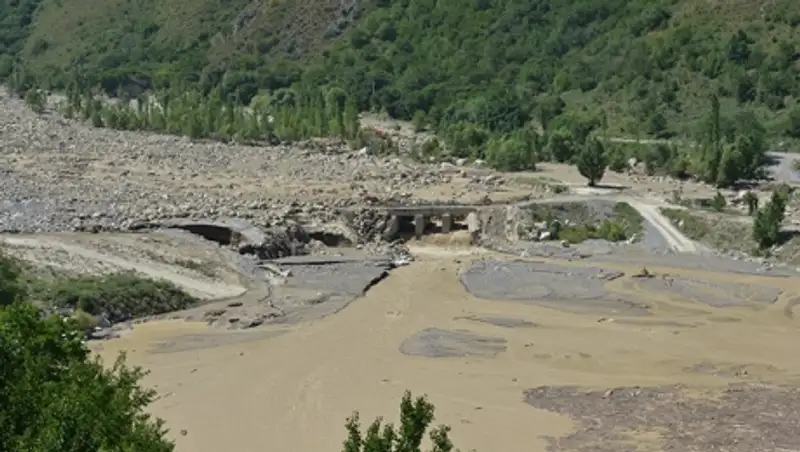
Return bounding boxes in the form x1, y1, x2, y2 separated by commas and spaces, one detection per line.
338, 205, 487, 217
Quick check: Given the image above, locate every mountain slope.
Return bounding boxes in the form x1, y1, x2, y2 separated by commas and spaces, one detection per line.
2, 0, 799, 138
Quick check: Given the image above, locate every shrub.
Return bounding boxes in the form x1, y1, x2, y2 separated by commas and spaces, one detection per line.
0, 302, 174, 452
0, 254, 26, 305
342, 391, 454, 452
710, 191, 727, 212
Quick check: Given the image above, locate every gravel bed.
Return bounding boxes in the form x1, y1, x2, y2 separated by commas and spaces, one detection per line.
525, 383, 800, 451
0, 87, 521, 234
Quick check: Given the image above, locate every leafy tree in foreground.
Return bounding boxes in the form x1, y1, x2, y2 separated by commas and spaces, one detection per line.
343, 391, 456, 452
0, 302, 174, 452
576, 138, 607, 187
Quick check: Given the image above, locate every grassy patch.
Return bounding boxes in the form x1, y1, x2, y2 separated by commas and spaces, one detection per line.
612, 202, 644, 237
660, 208, 753, 253
660, 207, 800, 264
525, 201, 644, 244
35, 273, 198, 323
1, 252, 198, 323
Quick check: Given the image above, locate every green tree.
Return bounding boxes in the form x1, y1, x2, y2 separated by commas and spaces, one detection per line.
0, 302, 174, 452
715, 143, 742, 188
576, 138, 607, 187
545, 129, 576, 163
787, 106, 800, 139
753, 189, 788, 250
699, 94, 723, 184
607, 145, 628, 173
342, 391, 454, 452
485, 136, 535, 171
536, 95, 565, 132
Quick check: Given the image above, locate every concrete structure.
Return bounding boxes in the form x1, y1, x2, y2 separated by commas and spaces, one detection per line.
341, 205, 483, 240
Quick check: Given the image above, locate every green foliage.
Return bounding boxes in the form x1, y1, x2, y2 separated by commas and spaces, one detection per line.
2, 0, 798, 142
38, 272, 198, 323
576, 138, 607, 186
342, 391, 454, 452
0, 302, 174, 452
743, 191, 759, 215
788, 106, 800, 138
710, 191, 727, 212
0, 254, 26, 306
546, 203, 643, 244
485, 136, 535, 171
24, 88, 47, 113
606, 145, 629, 173
753, 188, 789, 250
1, 250, 197, 322
51, 80, 363, 146
3, 0, 796, 178
546, 129, 576, 163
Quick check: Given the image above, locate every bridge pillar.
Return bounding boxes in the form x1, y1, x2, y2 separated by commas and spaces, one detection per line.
441, 213, 453, 233
414, 214, 426, 239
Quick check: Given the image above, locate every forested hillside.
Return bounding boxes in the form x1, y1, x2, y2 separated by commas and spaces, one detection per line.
1, 0, 799, 140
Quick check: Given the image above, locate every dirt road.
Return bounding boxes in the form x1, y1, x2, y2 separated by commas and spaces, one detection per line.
622, 198, 702, 253
1, 235, 248, 299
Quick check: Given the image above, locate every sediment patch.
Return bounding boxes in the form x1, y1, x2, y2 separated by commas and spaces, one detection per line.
282, 261, 391, 295
458, 260, 650, 315
460, 260, 622, 301
456, 315, 538, 328
399, 328, 507, 358
635, 277, 782, 307
525, 384, 800, 451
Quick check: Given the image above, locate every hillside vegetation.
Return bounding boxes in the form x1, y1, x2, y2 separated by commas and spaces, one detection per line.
3, 0, 799, 140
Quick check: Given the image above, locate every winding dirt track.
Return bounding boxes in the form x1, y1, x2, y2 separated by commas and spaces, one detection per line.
1, 235, 247, 298
622, 197, 701, 253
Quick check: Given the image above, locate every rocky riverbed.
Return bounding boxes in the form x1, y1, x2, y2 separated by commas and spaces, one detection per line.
0, 87, 553, 234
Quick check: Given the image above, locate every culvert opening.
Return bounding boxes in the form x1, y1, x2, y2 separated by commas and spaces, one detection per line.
170, 224, 241, 246
308, 231, 352, 247
391, 215, 470, 242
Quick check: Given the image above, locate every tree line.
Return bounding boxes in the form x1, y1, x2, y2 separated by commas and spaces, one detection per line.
11, 65, 774, 190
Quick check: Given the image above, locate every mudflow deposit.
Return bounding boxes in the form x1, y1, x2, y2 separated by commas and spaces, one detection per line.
5, 86, 800, 452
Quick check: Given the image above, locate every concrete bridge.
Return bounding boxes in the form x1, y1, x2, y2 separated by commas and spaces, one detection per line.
339, 205, 484, 239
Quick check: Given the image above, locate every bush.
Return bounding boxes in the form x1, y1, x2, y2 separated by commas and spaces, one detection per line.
753, 188, 788, 250
0, 302, 174, 452
342, 391, 454, 452
557, 225, 593, 244
0, 254, 26, 306
710, 191, 727, 212
597, 219, 627, 241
